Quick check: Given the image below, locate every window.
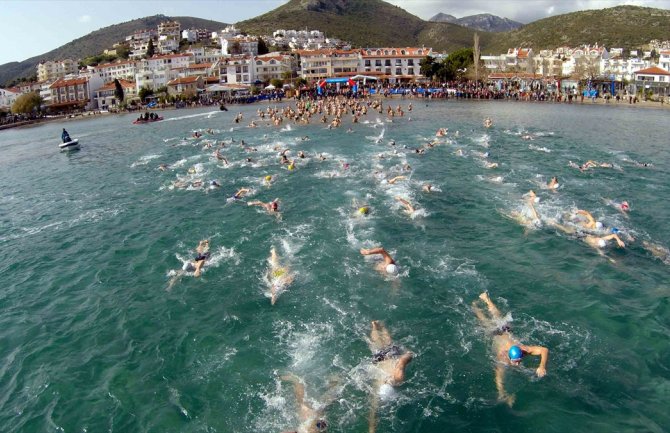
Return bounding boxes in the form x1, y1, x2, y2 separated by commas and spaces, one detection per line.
395, 68, 402, 75
365, 60, 371, 67
408, 59, 414, 66
385, 60, 391, 66
395, 59, 401, 65
375, 60, 382, 66
408, 67, 414, 75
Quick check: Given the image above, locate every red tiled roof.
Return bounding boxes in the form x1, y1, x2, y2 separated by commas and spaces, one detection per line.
97, 79, 136, 91
168, 76, 201, 85
634, 66, 670, 76
49, 77, 88, 89
361, 48, 431, 58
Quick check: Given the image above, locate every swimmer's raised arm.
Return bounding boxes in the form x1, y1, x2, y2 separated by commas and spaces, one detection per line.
518, 344, 549, 377
387, 175, 406, 184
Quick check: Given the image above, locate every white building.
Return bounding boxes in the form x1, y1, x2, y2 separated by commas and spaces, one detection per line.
48, 74, 104, 110
219, 56, 255, 84
359, 48, 430, 82
254, 54, 293, 83
158, 21, 180, 37
185, 46, 222, 64
92, 60, 138, 82
659, 50, 670, 72
0, 87, 20, 109
94, 79, 137, 110
221, 36, 259, 56
37, 59, 77, 82
158, 35, 179, 54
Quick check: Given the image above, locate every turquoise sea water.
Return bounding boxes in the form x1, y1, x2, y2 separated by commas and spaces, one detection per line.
1, 100, 668, 433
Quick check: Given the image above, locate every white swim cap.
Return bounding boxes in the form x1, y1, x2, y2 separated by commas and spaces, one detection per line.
598, 239, 607, 248
553, 183, 559, 188
378, 383, 395, 401
595, 221, 603, 229
386, 264, 398, 275
534, 197, 540, 203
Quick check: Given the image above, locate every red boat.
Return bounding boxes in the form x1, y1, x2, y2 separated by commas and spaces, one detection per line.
133, 116, 164, 124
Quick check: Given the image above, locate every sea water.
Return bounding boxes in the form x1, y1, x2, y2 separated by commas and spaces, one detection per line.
0, 100, 668, 433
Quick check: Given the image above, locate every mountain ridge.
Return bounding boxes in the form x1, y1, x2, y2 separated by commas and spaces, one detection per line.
429, 12, 523, 32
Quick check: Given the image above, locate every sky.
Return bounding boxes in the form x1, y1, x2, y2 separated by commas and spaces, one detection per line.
2, 0, 669, 65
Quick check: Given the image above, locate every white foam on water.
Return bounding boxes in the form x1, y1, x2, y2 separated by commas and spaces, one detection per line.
161, 110, 219, 122
130, 154, 161, 167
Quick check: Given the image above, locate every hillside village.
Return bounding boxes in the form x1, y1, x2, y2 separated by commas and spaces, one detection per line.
1, 19, 669, 114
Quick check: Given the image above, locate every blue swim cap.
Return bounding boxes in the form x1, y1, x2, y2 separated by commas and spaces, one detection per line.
508, 345, 523, 361
611, 227, 619, 234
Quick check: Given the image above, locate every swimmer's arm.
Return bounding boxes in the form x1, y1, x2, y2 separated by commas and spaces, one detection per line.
521, 344, 549, 377
605, 234, 625, 248
576, 210, 595, 226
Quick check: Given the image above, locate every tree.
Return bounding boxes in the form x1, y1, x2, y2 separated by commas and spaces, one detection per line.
420, 56, 436, 78
114, 79, 125, 103
146, 39, 155, 58
12, 92, 42, 114
116, 44, 130, 59
138, 86, 154, 102
257, 38, 269, 55
473, 33, 480, 82
230, 41, 242, 55
270, 78, 284, 88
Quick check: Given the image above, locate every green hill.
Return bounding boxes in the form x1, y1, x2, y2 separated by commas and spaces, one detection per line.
238, 0, 490, 52
0, 15, 228, 87
484, 6, 670, 54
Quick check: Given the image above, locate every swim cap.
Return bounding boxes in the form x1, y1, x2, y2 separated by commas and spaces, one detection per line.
595, 221, 603, 229
508, 345, 523, 361
386, 264, 398, 275
611, 227, 620, 234
265, 175, 272, 181
288, 164, 295, 171
359, 206, 369, 215
534, 197, 540, 203
598, 239, 607, 248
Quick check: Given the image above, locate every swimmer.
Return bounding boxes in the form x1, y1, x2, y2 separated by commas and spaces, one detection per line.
472, 292, 549, 407
178, 239, 211, 278
525, 190, 541, 222
394, 196, 416, 216
230, 187, 250, 201
572, 209, 601, 230
604, 199, 630, 215
367, 320, 413, 433
360, 247, 398, 275
483, 117, 493, 128
248, 198, 280, 216
264, 175, 273, 184
422, 184, 433, 193
280, 373, 339, 433
158, 163, 169, 171
387, 175, 406, 185
583, 233, 625, 250
267, 247, 294, 305
547, 176, 559, 190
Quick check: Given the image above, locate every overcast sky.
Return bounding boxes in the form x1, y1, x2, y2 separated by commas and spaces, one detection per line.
2, 0, 669, 66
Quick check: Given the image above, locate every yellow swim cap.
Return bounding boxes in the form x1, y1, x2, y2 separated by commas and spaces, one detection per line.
272, 268, 286, 278
265, 175, 272, 181
359, 207, 369, 215
288, 164, 295, 171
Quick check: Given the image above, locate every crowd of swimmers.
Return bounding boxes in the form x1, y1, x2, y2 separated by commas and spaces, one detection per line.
150, 92, 667, 432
